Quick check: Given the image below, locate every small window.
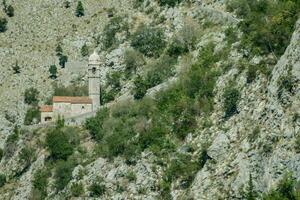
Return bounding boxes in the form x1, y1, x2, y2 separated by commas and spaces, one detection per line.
82, 106, 85, 109
92, 67, 96, 74
45, 117, 52, 122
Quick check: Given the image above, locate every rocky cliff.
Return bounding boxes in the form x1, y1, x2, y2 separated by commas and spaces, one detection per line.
0, 0, 299, 199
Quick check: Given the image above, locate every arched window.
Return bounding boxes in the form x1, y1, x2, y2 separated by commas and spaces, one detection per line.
92, 67, 96, 74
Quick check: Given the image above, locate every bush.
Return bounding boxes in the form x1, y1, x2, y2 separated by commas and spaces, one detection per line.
49, 65, 57, 79
5, 5, 14, 17
102, 16, 128, 49
158, 0, 183, 7
24, 87, 39, 105
0, 148, 3, 161
89, 181, 106, 197
0, 17, 7, 32
133, 75, 148, 100
55, 43, 63, 57
295, 134, 300, 153
124, 49, 145, 77
81, 43, 89, 57
131, 25, 166, 57
19, 147, 36, 169
12, 61, 21, 74
85, 108, 109, 141
45, 128, 75, 160
263, 173, 299, 200
167, 37, 189, 57
32, 169, 49, 199
0, 174, 6, 187
24, 107, 40, 125
53, 83, 88, 97
59, 54, 68, 68
70, 182, 84, 197
230, 0, 300, 57
223, 86, 240, 119
75, 1, 84, 17
55, 160, 76, 191
126, 171, 137, 182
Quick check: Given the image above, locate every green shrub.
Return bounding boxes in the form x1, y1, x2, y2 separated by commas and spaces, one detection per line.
263, 173, 299, 200
12, 61, 21, 74
85, 108, 109, 141
124, 49, 145, 77
0, 17, 7, 32
81, 43, 89, 57
131, 25, 166, 57
5, 5, 14, 17
229, 0, 300, 57
24, 87, 39, 105
223, 86, 240, 119
0, 174, 6, 187
49, 65, 57, 79
244, 173, 257, 200
167, 37, 189, 57
277, 71, 296, 102
45, 128, 75, 160
32, 169, 49, 199
158, 0, 183, 7
102, 16, 128, 49
24, 107, 40, 125
63, 1, 71, 8
89, 180, 106, 197
126, 171, 137, 182
295, 134, 300, 153
53, 83, 88, 97
59, 54, 68, 68
75, 1, 84, 17
133, 75, 148, 100
248, 126, 260, 143
19, 147, 36, 169
70, 182, 84, 197
54, 160, 76, 191
225, 26, 238, 45
55, 43, 63, 57
0, 148, 3, 161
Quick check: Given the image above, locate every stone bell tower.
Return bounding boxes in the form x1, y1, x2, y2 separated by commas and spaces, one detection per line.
88, 51, 101, 111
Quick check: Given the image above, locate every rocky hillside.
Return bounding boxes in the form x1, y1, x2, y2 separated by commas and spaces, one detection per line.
0, 0, 299, 199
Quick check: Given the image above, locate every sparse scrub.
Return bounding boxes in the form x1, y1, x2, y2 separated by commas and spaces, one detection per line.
70, 182, 84, 197
32, 169, 49, 199
12, 61, 21, 74
131, 25, 166, 57
158, 0, 183, 7
53, 83, 88, 97
54, 160, 76, 191
24, 107, 40, 125
124, 49, 145, 77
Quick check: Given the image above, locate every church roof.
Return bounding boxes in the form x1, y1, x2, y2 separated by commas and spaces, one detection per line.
40, 105, 53, 112
53, 96, 92, 104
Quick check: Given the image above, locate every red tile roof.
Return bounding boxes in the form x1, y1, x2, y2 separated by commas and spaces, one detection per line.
52, 96, 92, 104
40, 105, 53, 112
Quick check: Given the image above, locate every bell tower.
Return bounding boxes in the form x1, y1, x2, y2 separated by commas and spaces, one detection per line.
88, 51, 101, 111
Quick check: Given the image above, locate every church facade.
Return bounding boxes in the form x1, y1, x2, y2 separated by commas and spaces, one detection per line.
40, 51, 102, 123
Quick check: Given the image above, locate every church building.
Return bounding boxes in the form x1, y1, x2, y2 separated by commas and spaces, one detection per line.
40, 51, 101, 123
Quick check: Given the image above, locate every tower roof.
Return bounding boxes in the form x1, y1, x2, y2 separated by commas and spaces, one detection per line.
89, 51, 101, 65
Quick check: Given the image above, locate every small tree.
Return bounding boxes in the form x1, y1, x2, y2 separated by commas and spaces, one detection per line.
45, 128, 74, 160
12, 61, 21, 74
6, 5, 14, 17
24, 107, 40, 125
59, 55, 68, 68
49, 65, 57, 79
223, 87, 240, 119
81, 43, 89, 57
24, 87, 39, 105
0, 17, 7, 32
75, 1, 84, 17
